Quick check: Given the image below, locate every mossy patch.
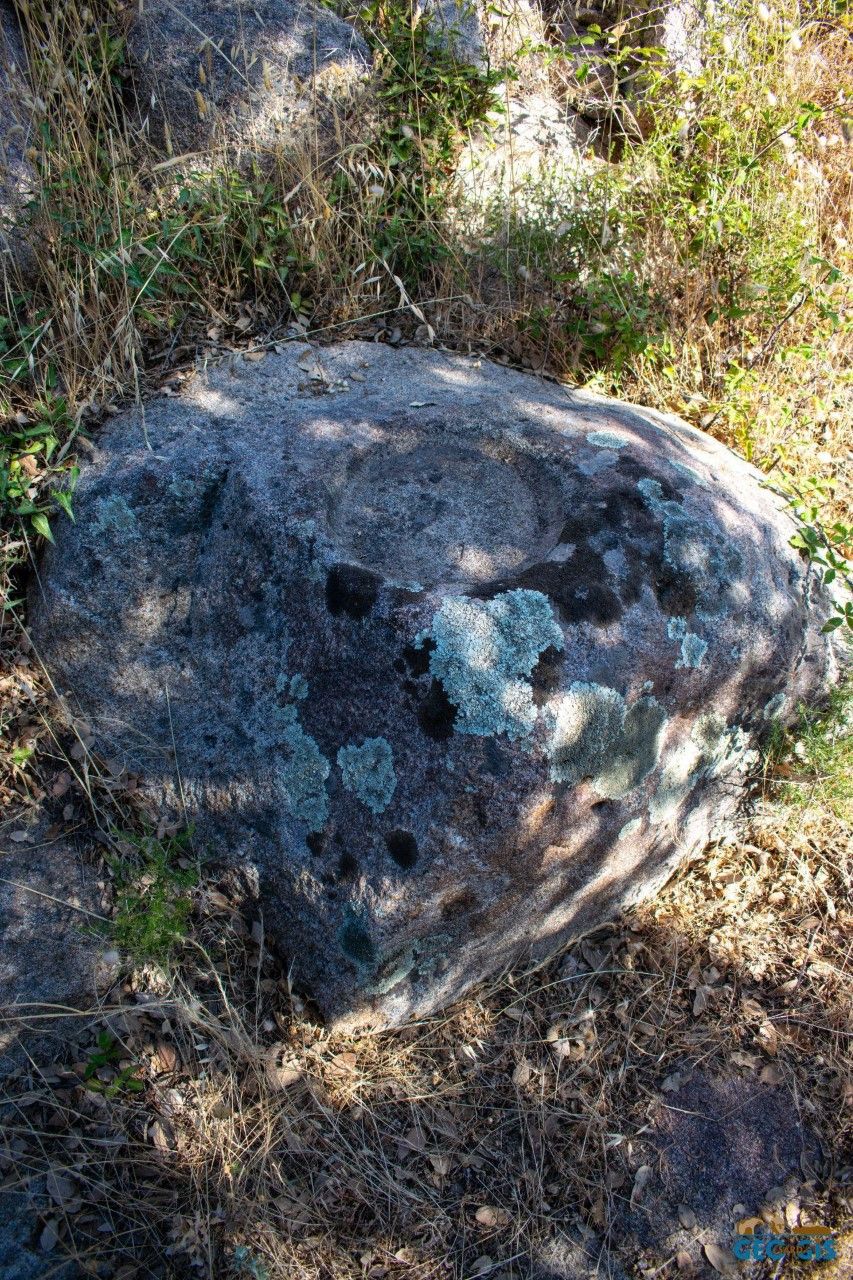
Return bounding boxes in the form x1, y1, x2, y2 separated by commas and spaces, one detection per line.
89, 494, 139, 540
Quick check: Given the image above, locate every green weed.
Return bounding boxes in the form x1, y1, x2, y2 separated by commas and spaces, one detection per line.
108, 827, 198, 964
766, 680, 853, 821
772, 473, 853, 633
83, 1031, 145, 1098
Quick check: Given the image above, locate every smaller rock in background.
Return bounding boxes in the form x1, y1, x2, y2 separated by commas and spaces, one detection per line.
454, 92, 592, 231
0, 1, 36, 280
417, 0, 487, 68
125, 0, 372, 156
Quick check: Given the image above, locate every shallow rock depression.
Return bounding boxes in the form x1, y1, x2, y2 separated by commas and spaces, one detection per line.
32, 343, 842, 1027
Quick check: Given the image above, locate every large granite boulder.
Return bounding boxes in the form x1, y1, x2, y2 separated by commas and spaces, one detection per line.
30, 343, 842, 1028
125, 0, 371, 155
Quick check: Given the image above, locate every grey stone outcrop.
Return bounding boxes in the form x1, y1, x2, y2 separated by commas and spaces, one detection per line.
0, 2, 35, 278
126, 0, 372, 155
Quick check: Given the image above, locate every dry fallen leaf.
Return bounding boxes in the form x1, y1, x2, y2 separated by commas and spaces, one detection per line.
756, 1019, 779, 1055
630, 1164, 653, 1206
512, 1058, 532, 1087
693, 984, 713, 1015
703, 1242, 739, 1276
39, 1219, 59, 1252
677, 1204, 697, 1229
474, 1205, 510, 1228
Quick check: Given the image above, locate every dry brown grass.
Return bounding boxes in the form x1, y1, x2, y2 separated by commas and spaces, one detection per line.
1, 768, 850, 1277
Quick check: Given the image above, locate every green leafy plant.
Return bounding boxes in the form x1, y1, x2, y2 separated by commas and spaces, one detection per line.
0, 377, 79, 549
766, 679, 853, 821
774, 475, 853, 633
355, 0, 505, 275
83, 1031, 145, 1098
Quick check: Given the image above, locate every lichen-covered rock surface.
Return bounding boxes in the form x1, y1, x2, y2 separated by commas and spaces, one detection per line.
31, 342, 842, 1028
126, 0, 371, 154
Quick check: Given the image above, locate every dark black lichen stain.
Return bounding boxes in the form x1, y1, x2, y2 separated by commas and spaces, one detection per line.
306, 831, 327, 857
385, 829, 419, 869
510, 559, 623, 626
530, 644, 565, 706
507, 456, 705, 623
325, 563, 381, 619
403, 639, 434, 676
338, 913, 376, 966
418, 678, 457, 740
337, 851, 359, 880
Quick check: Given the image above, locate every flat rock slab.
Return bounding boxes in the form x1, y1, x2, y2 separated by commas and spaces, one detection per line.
126, 0, 371, 154
31, 343, 841, 1027
0, 823, 111, 1073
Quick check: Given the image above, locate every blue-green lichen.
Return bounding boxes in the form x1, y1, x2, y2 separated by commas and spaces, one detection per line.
288, 673, 309, 701
546, 683, 667, 798
648, 713, 753, 826
763, 691, 787, 721
337, 737, 397, 814
271, 703, 330, 832
422, 589, 564, 742
587, 431, 628, 449
90, 495, 138, 539
638, 478, 743, 616
667, 617, 707, 670
618, 817, 642, 841
577, 450, 619, 477
671, 460, 710, 488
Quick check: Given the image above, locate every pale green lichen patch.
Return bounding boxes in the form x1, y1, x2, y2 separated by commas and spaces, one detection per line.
273, 704, 331, 833
671, 460, 710, 488
337, 737, 397, 814
546, 683, 667, 798
422, 589, 564, 741
587, 430, 628, 449
638, 478, 743, 616
618, 817, 642, 841
667, 617, 707, 669
90, 495, 138, 539
648, 713, 752, 825
648, 735, 702, 826
288, 673, 309, 701
763, 691, 787, 721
